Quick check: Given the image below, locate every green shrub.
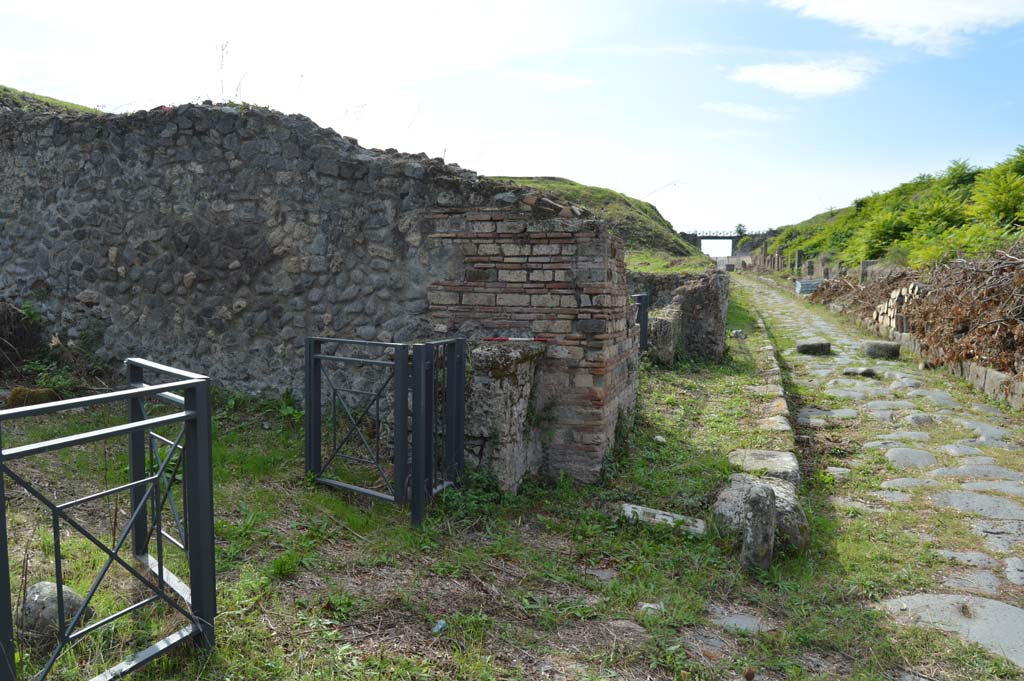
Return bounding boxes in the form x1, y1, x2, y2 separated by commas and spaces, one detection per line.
22, 360, 79, 396
768, 148, 1023, 269
968, 164, 1024, 226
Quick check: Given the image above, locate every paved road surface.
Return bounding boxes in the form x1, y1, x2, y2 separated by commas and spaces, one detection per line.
738, 274, 1024, 668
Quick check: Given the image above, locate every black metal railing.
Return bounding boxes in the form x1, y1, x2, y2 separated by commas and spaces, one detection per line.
0, 358, 215, 680
632, 293, 649, 352
304, 337, 466, 526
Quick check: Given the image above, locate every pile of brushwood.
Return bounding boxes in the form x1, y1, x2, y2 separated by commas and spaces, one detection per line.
809, 270, 914, 318
807, 246, 1024, 378
910, 246, 1024, 376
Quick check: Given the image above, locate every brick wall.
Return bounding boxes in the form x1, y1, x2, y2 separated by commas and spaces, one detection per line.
426, 208, 639, 482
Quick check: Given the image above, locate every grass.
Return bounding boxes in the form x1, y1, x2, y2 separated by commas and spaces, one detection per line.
624, 248, 713, 275
0, 84, 101, 115
0, 288, 1020, 678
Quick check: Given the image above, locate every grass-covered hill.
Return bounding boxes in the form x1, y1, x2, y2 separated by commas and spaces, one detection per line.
0, 84, 100, 115
770, 146, 1024, 268
493, 176, 708, 269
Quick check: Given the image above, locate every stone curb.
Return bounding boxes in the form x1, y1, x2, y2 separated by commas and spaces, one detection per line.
751, 312, 796, 451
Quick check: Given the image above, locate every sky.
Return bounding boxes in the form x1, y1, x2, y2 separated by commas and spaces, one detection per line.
2, 0, 1023, 244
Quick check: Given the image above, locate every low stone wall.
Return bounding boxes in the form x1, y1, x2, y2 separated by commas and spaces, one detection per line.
635, 271, 729, 365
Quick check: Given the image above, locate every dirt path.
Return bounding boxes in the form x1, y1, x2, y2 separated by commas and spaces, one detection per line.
737, 274, 1024, 670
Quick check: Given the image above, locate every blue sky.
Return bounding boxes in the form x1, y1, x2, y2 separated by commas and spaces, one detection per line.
2, 0, 1023, 241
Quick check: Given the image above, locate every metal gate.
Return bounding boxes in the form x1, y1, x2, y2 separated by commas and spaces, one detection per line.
304, 337, 466, 525
0, 358, 215, 680
632, 293, 650, 352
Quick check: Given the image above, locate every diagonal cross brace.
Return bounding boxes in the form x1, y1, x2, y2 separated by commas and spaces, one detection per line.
320, 367, 395, 493
3, 426, 197, 678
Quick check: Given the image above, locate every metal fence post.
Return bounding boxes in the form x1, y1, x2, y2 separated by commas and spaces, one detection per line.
184, 379, 216, 648
445, 338, 466, 482
424, 348, 436, 495
393, 346, 409, 505
639, 294, 649, 352
0, 429, 14, 681
127, 362, 148, 558
410, 344, 428, 526
304, 338, 322, 477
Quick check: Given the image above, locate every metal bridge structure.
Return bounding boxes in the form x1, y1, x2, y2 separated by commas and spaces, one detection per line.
679, 229, 772, 239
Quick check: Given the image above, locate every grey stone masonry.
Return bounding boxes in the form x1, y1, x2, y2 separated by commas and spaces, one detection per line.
0, 103, 640, 485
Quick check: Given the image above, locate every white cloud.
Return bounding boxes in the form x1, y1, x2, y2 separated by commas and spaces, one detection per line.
511, 71, 595, 89
591, 43, 716, 57
770, 0, 1024, 55
701, 101, 784, 121
730, 58, 874, 97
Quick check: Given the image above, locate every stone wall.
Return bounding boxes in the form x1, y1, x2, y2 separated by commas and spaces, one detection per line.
0, 103, 638, 484
647, 311, 680, 366
630, 271, 729, 365
628, 270, 689, 308
674, 271, 730, 361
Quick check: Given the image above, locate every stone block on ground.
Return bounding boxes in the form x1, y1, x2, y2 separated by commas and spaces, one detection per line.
758, 415, 792, 432
881, 594, 1024, 667
728, 449, 800, 484
863, 341, 900, 359
885, 447, 937, 470
713, 473, 809, 551
707, 603, 773, 633
740, 484, 776, 571
18, 582, 93, 644
464, 344, 546, 492
621, 503, 705, 536
842, 367, 878, 377
796, 338, 831, 355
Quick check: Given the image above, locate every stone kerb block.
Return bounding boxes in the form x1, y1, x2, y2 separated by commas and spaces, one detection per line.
713, 474, 809, 551
728, 449, 800, 484
741, 484, 776, 571
796, 338, 831, 355
863, 341, 900, 359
